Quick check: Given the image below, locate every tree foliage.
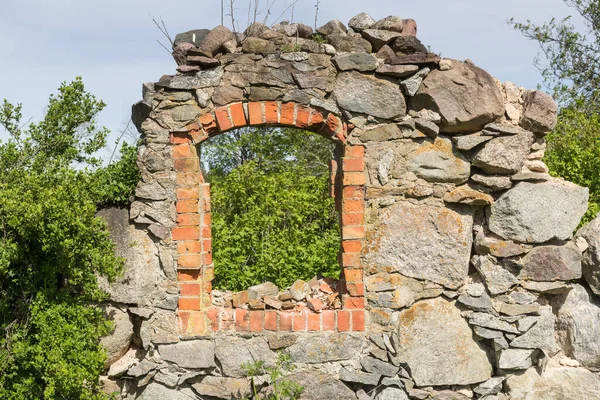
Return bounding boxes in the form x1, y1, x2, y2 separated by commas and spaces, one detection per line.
0, 77, 138, 398
203, 127, 340, 290
511, 0, 600, 222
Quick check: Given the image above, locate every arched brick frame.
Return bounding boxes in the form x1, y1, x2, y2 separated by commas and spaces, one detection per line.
171, 101, 366, 335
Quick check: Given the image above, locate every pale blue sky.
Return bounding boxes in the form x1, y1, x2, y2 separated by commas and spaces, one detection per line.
0, 0, 582, 156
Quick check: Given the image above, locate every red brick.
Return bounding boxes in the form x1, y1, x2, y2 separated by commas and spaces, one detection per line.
293, 310, 307, 332
342, 171, 366, 186
342, 240, 362, 253
345, 146, 365, 158
176, 199, 198, 213
170, 132, 192, 144
179, 297, 201, 311
215, 106, 233, 131
248, 102, 263, 125
199, 113, 215, 127
249, 311, 263, 332
202, 252, 213, 265
342, 158, 365, 172
264, 310, 277, 331
343, 296, 365, 309
296, 106, 310, 128
264, 101, 279, 124
346, 282, 365, 296
177, 187, 199, 200
235, 309, 249, 331
174, 157, 199, 172
220, 309, 234, 330
344, 269, 363, 283
307, 298, 325, 312
203, 280, 212, 292
352, 310, 366, 331
177, 172, 201, 187
178, 241, 202, 254
307, 312, 320, 331
201, 225, 212, 239
341, 252, 361, 267
279, 312, 292, 331
342, 225, 366, 240
207, 308, 220, 332
202, 238, 212, 253
180, 282, 201, 297
337, 310, 351, 332
342, 186, 365, 199
200, 184, 211, 198
189, 128, 208, 144
190, 311, 207, 335
342, 199, 364, 213
177, 213, 200, 227
178, 311, 190, 333
280, 102, 296, 125
322, 310, 335, 331
178, 270, 200, 281
178, 254, 201, 269
310, 110, 325, 127
202, 212, 211, 225
342, 212, 364, 226
172, 227, 200, 241
230, 102, 247, 127
172, 145, 193, 158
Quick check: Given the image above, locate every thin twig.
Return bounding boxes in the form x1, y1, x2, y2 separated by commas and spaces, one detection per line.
151, 16, 173, 46
227, 0, 236, 32
221, 0, 225, 25
247, 0, 252, 31
253, 0, 260, 25
314, 0, 321, 31
270, 0, 299, 27
108, 119, 133, 165
291, 0, 295, 22
156, 39, 172, 55
262, 0, 278, 25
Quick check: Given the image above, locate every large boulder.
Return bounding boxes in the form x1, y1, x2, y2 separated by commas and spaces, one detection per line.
577, 216, 600, 295
286, 369, 357, 400
333, 71, 406, 120
412, 60, 504, 133
408, 137, 471, 184
101, 305, 133, 368
395, 297, 492, 386
472, 131, 535, 174
519, 90, 558, 133
158, 340, 216, 369
214, 336, 277, 377
553, 284, 600, 369
488, 180, 589, 243
363, 201, 474, 289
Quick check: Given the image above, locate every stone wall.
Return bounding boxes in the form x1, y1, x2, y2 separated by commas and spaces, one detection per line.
98, 11, 600, 400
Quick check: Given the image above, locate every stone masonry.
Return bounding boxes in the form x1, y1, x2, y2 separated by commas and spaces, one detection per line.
97, 12, 600, 400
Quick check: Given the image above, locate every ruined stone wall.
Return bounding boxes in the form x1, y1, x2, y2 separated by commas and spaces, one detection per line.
98, 12, 600, 400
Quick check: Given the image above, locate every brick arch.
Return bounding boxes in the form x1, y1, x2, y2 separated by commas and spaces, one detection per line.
170, 101, 366, 335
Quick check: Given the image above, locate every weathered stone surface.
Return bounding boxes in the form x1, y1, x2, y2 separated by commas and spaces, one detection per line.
457, 292, 494, 313
333, 71, 406, 120
443, 185, 493, 206
364, 201, 473, 289
328, 33, 372, 53
191, 376, 251, 399
349, 12, 375, 31
332, 53, 377, 71
372, 15, 404, 33
391, 36, 428, 54
408, 137, 470, 184
139, 310, 179, 347
401, 67, 430, 96
212, 85, 244, 105
242, 37, 277, 54
101, 305, 133, 368
196, 25, 235, 57
389, 53, 441, 65
482, 122, 529, 136
396, 297, 492, 386
520, 90, 558, 133
375, 387, 409, 400
473, 377, 504, 396
497, 348, 538, 369
137, 382, 197, 399
470, 174, 512, 191
157, 67, 223, 90
505, 365, 600, 400
472, 131, 534, 174
361, 356, 400, 377
414, 118, 439, 138
577, 216, 600, 295
159, 340, 215, 369
412, 60, 504, 133
215, 336, 276, 377
469, 312, 520, 334
174, 29, 210, 47
472, 255, 518, 295
339, 368, 381, 385
521, 280, 572, 294
553, 284, 600, 368
519, 242, 582, 281
451, 132, 493, 151
361, 29, 402, 51
317, 19, 347, 35
376, 45, 396, 60
287, 369, 357, 400
366, 273, 437, 309
474, 231, 532, 258
248, 282, 279, 300
488, 180, 589, 243
499, 302, 540, 316
510, 306, 559, 354
287, 333, 366, 363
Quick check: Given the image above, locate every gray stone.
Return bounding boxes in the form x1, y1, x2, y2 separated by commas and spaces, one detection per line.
519, 242, 582, 281
159, 340, 215, 369
339, 368, 381, 385
473, 326, 505, 340
401, 67, 430, 96
287, 333, 366, 363
376, 45, 396, 60
554, 284, 600, 369
191, 376, 252, 399
467, 282, 486, 297
242, 37, 277, 54
517, 316, 539, 332
317, 19, 347, 35
472, 255, 518, 295
101, 305, 133, 368
470, 174, 512, 191
332, 53, 377, 71
361, 29, 402, 51
328, 33, 373, 53
430, 390, 470, 400
511, 169, 551, 182
391, 36, 428, 55
415, 118, 439, 138
473, 377, 504, 396
474, 231, 532, 258
497, 348, 538, 370
287, 369, 357, 400
510, 306, 559, 354
469, 312, 520, 334
499, 303, 540, 316
333, 71, 405, 120
366, 273, 431, 309
248, 281, 279, 300
381, 376, 404, 388
360, 356, 400, 377
137, 382, 197, 400
488, 180, 589, 243
372, 15, 404, 33
483, 122, 530, 136
139, 310, 179, 347
173, 29, 210, 47
196, 25, 235, 57
408, 137, 471, 184
520, 90, 558, 133
577, 216, 600, 295
348, 12, 376, 31
443, 185, 494, 206
215, 336, 276, 377
212, 84, 244, 105
472, 131, 535, 174
363, 201, 473, 289
375, 387, 409, 400
412, 60, 504, 133
376, 64, 419, 78
108, 348, 138, 378
389, 53, 441, 65
505, 366, 600, 400
396, 297, 492, 386
452, 132, 493, 151
521, 280, 572, 294
135, 181, 167, 200
128, 359, 157, 377
157, 67, 223, 89
457, 293, 494, 313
